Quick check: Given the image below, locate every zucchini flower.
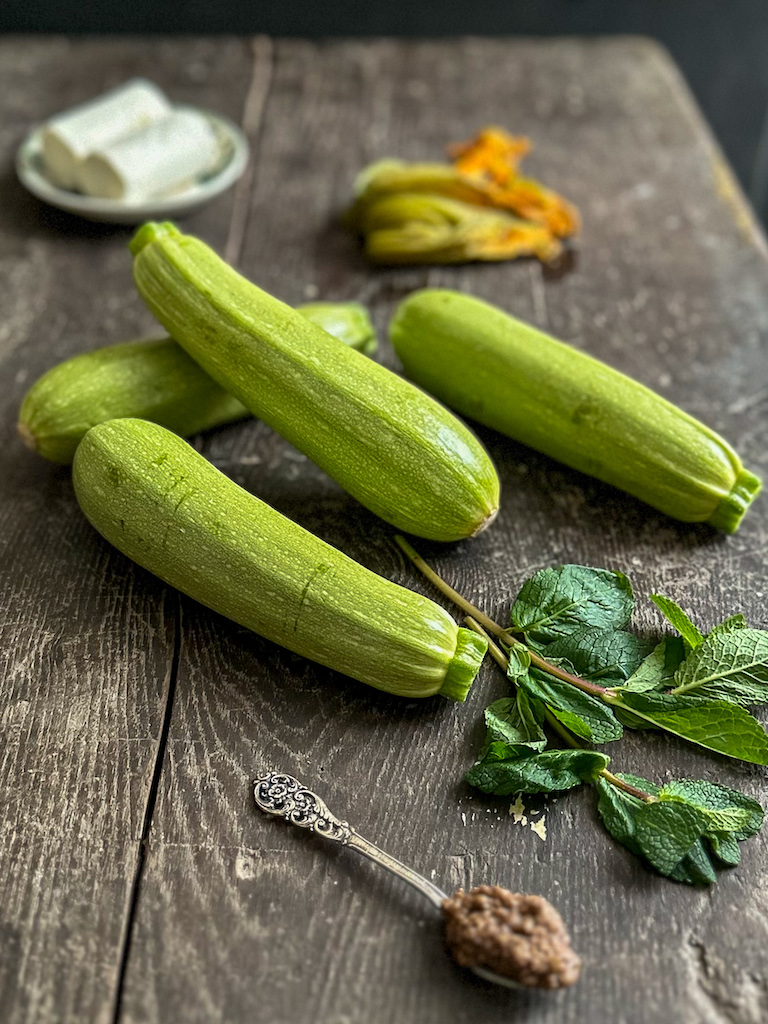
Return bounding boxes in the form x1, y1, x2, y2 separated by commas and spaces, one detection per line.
345, 127, 580, 265
360, 193, 562, 265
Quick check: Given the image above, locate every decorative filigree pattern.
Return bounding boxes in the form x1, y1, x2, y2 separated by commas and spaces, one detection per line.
253, 771, 352, 843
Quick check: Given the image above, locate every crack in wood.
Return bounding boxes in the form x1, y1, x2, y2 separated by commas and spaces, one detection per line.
109, 595, 183, 1024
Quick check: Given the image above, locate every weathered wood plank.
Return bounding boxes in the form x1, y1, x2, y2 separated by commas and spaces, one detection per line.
0, 37, 259, 1024
3, 35, 767, 1024
117, 38, 768, 1024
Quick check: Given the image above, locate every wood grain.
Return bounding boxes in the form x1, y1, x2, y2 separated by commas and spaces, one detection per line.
2, 36, 767, 1024
119, 38, 767, 1024
0, 37, 259, 1024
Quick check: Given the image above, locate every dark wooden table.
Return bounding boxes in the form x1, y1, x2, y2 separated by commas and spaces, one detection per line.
2, 36, 767, 1024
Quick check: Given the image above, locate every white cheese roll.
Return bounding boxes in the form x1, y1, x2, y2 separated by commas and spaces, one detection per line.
78, 109, 220, 200
42, 79, 171, 190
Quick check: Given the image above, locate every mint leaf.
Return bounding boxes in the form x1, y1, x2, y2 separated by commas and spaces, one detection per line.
466, 747, 609, 795
515, 688, 548, 743
662, 797, 751, 834
506, 645, 532, 681
650, 594, 704, 650
521, 669, 623, 744
544, 627, 653, 684
484, 692, 547, 752
634, 801, 709, 874
510, 565, 634, 648
709, 832, 741, 866
621, 637, 686, 693
660, 778, 763, 839
597, 775, 716, 882
709, 613, 748, 638
669, 840, 718, 885
671, 628, 768, 707
656, 778, 763, 880
611, 691, 768, 764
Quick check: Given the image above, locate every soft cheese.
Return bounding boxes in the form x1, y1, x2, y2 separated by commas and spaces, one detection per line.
79, 109, 220, 200
41, 78, 171, 190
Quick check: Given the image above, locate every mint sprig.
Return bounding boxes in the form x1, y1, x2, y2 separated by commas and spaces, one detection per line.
471, 615, 764, 884
501, 562, 767, 765
394, 536, 767, 885
596, 773, 763, 882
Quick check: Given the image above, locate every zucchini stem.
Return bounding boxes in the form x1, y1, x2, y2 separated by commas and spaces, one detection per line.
464, 615, 512, 671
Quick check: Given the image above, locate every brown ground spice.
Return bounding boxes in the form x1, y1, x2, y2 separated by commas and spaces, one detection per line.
442, 885, 581, 989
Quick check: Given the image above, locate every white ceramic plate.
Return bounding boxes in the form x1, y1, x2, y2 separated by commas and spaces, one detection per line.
16, 105, 249, 224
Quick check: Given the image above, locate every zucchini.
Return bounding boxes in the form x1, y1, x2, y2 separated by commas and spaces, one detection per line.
390, 289, 761, 532
18, 301, 377, 465
73, 418, 487, 700
130, 222, 499, 542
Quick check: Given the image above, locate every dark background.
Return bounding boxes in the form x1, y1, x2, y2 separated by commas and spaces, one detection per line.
4, 0, 768, 222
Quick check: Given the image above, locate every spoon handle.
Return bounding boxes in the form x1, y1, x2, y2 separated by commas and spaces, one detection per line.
253, 770, 448, 910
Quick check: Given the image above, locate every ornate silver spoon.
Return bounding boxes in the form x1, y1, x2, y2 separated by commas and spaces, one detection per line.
253, 770, 580, 991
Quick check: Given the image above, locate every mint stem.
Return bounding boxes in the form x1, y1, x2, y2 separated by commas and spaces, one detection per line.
394, 535, 504, 639
599, 769, 655, 802
526, 647, 611, 697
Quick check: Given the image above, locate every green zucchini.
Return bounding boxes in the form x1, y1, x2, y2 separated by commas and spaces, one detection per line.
390, 289, 761, 532
18, 301, 377, 465
73, 418, 487, 700
130, 222, 499, 542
